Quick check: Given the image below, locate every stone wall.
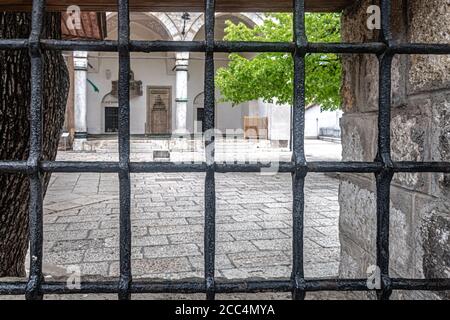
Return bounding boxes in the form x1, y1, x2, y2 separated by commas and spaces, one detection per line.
339, 0, 449, 299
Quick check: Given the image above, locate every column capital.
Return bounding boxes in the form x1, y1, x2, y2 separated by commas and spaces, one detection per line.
73, 51, 88, 71
175, 58, 189, 72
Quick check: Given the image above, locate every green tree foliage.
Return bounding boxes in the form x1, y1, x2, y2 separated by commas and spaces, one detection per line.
215, 13, 341, 110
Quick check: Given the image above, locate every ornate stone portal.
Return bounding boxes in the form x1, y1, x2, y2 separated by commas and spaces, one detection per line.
147, 87, 172, 135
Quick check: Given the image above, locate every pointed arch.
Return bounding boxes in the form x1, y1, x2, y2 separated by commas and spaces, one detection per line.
105, 12, 175, 40
185, 12, 264, 41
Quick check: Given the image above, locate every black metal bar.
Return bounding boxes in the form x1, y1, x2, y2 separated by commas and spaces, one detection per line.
214, 41, 294, 53
0, 39, 29, 49
0, 161, 29, 173
40, 161, 121, 172
36, 161, 450, 174
31, 39, 450, 55
307, 42, 385, 54
377, 53, 393, 162
40, 39, 118, 51
390, 278, 450, 291
380, 0, 392, 45
291, 0, 308, 301
375, 169, 394, 300
25, 0, 45, 301
117, 0, 132, 300
375, 0, 394, 301
393, 162, 450, 173
131, 40, 205, 52
389, 43, 450, 55
1, 161, 449, 174
1, 278, 449, 295
204, 0, 217, 301
215, 162, 295, 173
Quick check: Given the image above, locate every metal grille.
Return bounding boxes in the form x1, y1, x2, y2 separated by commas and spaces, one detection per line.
0, 0, 449, 300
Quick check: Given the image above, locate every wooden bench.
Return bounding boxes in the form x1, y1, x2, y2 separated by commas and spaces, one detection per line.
244, 116, 268, 140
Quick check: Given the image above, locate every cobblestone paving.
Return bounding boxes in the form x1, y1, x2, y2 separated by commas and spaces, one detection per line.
40, 140, 341, 281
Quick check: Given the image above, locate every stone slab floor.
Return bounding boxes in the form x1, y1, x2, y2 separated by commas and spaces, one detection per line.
38, 140, 341, 282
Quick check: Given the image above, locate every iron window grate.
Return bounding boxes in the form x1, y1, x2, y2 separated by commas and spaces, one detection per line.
0, 0, 449, 300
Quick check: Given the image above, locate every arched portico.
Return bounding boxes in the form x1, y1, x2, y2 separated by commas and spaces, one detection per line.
72, 11, 286, 149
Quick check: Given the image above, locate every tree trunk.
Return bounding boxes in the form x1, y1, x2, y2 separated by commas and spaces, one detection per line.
0, 12, 69, 277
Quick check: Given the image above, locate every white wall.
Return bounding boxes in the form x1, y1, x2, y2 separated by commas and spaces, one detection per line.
304, 105, 342, 138
87, 52, 176, 134
304, 105, 320, 138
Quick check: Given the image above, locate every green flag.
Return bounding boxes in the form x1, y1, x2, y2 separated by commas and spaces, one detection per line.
87, 79, 99, 93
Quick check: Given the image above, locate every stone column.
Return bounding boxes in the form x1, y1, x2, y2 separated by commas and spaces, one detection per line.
72, 51, 88, 151
174, 52, 189, 135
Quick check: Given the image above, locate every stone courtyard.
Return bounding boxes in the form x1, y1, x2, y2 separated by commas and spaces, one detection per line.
38, 139, 342, 281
